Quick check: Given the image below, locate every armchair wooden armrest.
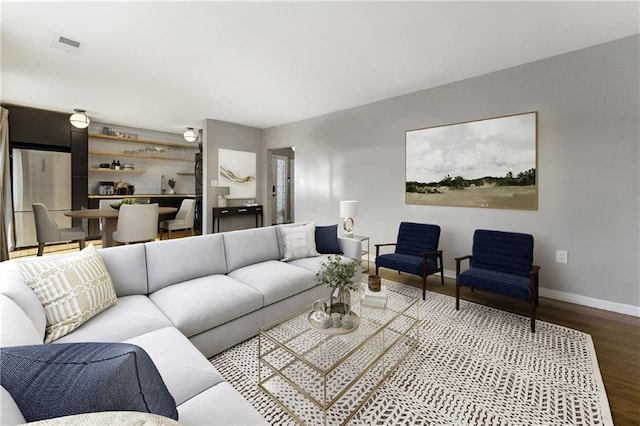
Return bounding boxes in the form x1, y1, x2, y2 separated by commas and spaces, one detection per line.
421, 250, 444, 267
455, 254, 473, 277
374, 242, 396, 257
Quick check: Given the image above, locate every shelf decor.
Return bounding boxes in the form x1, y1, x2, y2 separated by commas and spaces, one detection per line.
405, 111, 538, 210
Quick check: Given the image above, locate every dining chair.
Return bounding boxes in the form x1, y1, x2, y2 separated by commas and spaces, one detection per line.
32, 203, 86, 256
98, 199, 122, 231
112, 203, 159, 245
159, 199, 196, 240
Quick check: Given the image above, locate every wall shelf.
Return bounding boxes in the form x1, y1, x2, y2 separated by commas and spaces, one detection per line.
177, 172, 195, 176
89, 168, 146, 174
89, 150, 194, 162
89, 133, 198, 150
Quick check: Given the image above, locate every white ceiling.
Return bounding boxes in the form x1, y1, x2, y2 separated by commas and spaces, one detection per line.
2, 1, 638, 133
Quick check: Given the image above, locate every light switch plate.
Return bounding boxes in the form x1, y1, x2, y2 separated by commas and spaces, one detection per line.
556, 250, 568, 264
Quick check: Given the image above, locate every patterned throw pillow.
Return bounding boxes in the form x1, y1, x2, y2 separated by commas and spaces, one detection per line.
18, 245, 117, 343
280, 222, 320, 261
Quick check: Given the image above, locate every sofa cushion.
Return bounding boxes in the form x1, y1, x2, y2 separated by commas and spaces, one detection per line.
17, 244, 117, 343
25, 411, 181, 426
125, 327, 223, 406
1, 386, 25, 426
223, 227, 281, 272
315, 224, 342, 254
149, 275, 263, 337
0, 342, 178, 422
288, 254, 350, 275
279, 221, 319, 261
146, 234, 227, 293
0, 260, 47, 340
55, 295, 173, 344
178, 382, 268, 426
457, 267, 532, 300
98, 243, 148, 296
0, 295, 42, 347
228, 260, 316, 306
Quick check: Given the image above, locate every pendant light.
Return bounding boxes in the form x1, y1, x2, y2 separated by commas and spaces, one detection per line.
183, 127, 198, 142
69, 109, 90, 129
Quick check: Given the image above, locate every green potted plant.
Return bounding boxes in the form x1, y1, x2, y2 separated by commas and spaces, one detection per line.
315, 254, 360, 315
167, 178, 176, 194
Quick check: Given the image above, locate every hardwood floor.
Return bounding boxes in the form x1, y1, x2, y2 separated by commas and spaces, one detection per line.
8, 245, 639, 424
374, 268, 640, 426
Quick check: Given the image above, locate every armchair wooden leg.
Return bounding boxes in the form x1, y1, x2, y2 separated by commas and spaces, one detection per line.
422, 275, 426, 300
168, 229, 172, 239
440, 269, 444, 286
78, 239, 85, 251
37, 243, 45, 256
455, 284, 460, 310
530, 301, 536, 333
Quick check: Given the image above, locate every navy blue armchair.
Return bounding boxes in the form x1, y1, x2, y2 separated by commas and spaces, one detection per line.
455, 229, 540, 332
375, 222, 444, 300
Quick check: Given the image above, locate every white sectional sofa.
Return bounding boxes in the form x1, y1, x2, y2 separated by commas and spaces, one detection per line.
0, 223, 361, 425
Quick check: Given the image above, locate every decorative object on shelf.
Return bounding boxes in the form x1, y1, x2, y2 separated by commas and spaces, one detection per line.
167, 178, 176, 195
361, 283, 388, 309
69, 108, 90, 129
339, 200, 358, 236
183, 127, 198, 142
114, 181, 135, 195
315, 254, 359, 315
214, 186, 230, 207
368, 274, 381, 292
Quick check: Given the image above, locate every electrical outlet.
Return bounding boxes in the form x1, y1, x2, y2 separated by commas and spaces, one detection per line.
556, 250, 568, 264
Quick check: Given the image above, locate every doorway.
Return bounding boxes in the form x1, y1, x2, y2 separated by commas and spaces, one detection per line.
269, 148, 295, 225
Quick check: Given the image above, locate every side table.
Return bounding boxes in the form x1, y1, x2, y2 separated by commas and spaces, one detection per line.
352, 235, 370, 273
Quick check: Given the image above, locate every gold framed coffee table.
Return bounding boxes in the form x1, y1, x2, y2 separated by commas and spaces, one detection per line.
258, 287, 419, 425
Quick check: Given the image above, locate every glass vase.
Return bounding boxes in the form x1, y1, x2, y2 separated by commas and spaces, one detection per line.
330, 286, 351, 316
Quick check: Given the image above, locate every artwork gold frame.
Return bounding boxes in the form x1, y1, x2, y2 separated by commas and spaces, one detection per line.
405, 111, 537, 210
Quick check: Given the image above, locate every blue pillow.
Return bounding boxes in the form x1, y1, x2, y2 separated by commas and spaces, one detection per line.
315, 224, 342, 254
0, 342, 178, 422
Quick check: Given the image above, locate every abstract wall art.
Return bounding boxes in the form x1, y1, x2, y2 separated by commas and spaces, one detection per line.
218, 148, 256, 199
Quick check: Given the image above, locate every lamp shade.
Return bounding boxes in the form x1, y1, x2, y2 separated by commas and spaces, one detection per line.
69, 109, 90, 129
183, 127, 198, 142
340, 200, 358, 218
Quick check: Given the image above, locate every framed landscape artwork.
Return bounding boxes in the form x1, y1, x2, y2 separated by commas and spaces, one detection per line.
218, 148, 256, 199
405, 111, 538, 210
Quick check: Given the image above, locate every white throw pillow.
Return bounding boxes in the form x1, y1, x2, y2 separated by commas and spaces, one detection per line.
280, 222, 319, 261
18, 244, 117, 343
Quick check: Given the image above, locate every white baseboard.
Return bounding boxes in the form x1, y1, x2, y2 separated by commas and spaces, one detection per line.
538, 287, 640, 317
443, 269, 640, 317
379, 267, 640, 317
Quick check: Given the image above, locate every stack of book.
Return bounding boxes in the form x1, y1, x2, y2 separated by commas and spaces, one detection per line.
361, 286, 387, 308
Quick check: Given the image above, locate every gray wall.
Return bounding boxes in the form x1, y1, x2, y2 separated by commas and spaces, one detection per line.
261, 36, 640, 314
202, 119, 262, 234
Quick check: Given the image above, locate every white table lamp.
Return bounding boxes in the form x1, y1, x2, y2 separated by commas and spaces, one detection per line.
340, 200, 358, 236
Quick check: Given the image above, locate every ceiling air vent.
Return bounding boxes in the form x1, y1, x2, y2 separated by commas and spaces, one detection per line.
52, 33, 85, 54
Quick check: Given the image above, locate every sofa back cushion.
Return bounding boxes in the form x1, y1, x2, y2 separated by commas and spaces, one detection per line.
146, 234, 227, 294
0, 295, 43, 347
99, 244, 148, 296
223, 227, 280, 272
0, 260, 46, 341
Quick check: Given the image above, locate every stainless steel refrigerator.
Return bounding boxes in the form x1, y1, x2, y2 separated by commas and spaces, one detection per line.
12, 148, 72, 248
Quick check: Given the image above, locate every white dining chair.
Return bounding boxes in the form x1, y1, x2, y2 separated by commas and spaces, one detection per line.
112, 203, 159, 245
159, 199, 196, 240
32, 203, 86, 256
98, 199, 122, 231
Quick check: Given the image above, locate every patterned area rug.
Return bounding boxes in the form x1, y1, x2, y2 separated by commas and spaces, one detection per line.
210, 279, 612, 425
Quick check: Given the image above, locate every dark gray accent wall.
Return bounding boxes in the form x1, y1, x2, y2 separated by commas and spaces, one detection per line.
261, 36, 640, 313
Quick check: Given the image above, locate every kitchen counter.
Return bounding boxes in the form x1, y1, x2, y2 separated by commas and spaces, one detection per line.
88, 194, 197, 199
